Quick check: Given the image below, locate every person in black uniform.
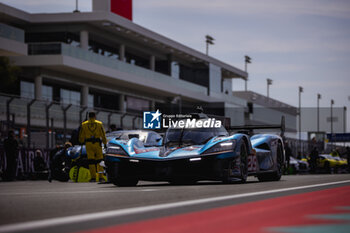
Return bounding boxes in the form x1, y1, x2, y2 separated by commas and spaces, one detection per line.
346, 146, 350, 173
310, 147, 319, 173
3, 130, 18, 181
284, 141, 292, 173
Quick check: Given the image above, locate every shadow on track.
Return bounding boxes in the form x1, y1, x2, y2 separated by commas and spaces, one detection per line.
98, 180, 260, 188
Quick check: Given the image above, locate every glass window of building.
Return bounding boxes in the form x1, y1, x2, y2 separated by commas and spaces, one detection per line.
88, 94, 94, 108
171, 62, 179, 79
20, 81, 34, 99
126, 96, 150, 112
209, 63, 222, 93
42, 85, 53, 101
60, 88, 80, 105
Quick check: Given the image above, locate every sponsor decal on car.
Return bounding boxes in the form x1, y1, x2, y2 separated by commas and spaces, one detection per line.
248, 155, 257, 171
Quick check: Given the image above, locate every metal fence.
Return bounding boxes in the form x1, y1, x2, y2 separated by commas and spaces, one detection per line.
0, 93, 143, 149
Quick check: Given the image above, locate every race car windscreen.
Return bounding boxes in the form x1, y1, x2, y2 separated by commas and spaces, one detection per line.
106, 132, 122, 141
320, 154, 335, 160
164, 125, 228, 146
106, 131, 145, 142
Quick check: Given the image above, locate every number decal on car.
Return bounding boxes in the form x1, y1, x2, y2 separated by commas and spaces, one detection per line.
248, 155, 257, 171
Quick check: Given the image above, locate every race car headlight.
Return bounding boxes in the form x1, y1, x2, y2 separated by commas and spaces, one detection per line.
202, 140, 236, 155
106, 144, 128, 156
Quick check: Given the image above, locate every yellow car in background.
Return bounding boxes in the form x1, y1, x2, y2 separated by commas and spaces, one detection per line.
302, 154, 347, 173
317, 154, 338, 172
332, 155, 348, 169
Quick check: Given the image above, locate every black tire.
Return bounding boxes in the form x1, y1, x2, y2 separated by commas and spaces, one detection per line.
222, 142, 248, 184
112, 177, 138, 187
257, 141, 283, 182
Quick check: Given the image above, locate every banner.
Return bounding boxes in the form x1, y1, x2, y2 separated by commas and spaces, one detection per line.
0, 148, 51, 179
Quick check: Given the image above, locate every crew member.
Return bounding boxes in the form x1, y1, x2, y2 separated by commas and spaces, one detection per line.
48, 142, 72, 182
345, 147, 350, 172
4, 130, 18, 181
331, 148, 340, 157
310, 147, 319, 173
107, 124, 117, 133
284, 141, 292, 173
79, 112, 107, 182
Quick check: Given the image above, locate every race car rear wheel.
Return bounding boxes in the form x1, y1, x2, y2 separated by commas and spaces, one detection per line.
257, 141, 283, 182
112, 177, 139, 187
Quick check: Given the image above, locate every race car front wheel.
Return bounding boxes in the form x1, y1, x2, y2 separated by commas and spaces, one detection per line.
222, 142, 248, 184
238, 142, 248, 183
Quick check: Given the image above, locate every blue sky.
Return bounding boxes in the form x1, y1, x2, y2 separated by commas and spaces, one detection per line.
1, 0, 350, 130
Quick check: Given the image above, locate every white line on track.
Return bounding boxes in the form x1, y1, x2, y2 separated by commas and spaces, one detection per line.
0, 179, 349, 233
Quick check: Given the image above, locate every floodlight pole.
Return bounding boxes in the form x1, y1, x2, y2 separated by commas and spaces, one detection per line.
245, 63, 247, 91
298, 86, 303, 155
205, 35, 214, 55
331, 99, 334, 137
267, 79, 272, 98
73, 0, 79, 13
244, 55, 251, 91
317, 93, 321, 132
344, 106, 347, 134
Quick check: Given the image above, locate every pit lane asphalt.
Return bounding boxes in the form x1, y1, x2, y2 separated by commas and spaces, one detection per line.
0, 174, 350, 233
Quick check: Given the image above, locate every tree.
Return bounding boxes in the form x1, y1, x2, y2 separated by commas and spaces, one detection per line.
0, 56, 21, 94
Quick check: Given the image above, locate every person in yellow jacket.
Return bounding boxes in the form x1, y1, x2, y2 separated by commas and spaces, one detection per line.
79, 112, 107, 182
330, 148, 340, 157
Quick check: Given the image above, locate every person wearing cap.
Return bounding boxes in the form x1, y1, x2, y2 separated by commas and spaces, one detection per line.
79, 112, 107, 182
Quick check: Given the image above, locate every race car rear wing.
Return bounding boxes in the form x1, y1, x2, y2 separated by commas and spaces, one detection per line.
228, 116, 285, 137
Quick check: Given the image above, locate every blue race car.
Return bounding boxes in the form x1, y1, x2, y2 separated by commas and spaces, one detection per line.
64, 130, 162, 180
105, 114, 285, 186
